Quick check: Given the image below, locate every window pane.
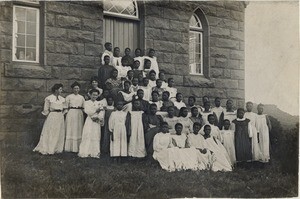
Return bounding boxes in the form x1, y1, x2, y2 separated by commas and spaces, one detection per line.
27, 9, 37, 22
26, 22, 36, 35
196, 64, 201, 74
26, 35, 36, 47
17, 21, 25, 33
104, 0, 138, 18
26, 48, 36, 61
15, 7, 26, 21
16, 34, 25, 46
16, 47, 26, 60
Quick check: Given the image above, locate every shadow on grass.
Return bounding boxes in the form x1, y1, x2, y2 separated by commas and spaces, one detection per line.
1, 143, 298, 198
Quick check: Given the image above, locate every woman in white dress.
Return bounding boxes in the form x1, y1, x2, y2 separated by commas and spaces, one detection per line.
244, 101, 262, 161
117, 80, 135, 111
33, 83, 66, 155
127, 100, 146, 158
144, 49, 159, 79
255, 104, 272, 163
203, 125, 232, 172
109, 101, 128, 162
153, 122, 176, 172
219, 99, 237, 130
78, 89, 104, 158
64, 81, 85, 152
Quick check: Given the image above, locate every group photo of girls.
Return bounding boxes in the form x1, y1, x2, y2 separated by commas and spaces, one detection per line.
34, 42, 272, 172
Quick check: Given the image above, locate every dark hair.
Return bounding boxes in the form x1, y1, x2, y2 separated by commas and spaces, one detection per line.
125, 47, 131, 51
246, 101, 253, 105
143, 77, 149, 81
71, 81, 80, 89
237, 108, 245, 113
114, 47, 120, 51
208, 114, 215, 119
175, 123, 183, 128
223, 119, 230, 124
167, 106, 175, 111
90, 76, 99, 84
150, 103, 158, 108
191, 106, 199, 112
135, 48, 142, 53
189, 96, 196, 101
123, 80, 131, 86
179, 107, 188, 116
137, 89, 144, 93
226, 99, 233, 104
156, 79, 163, 83
149, 70, 156, 75
193, 122, 202, 127
51, 83, 63, 93
204, 124, 211, 130
257, 103, 264, 107
89, 88, 100, 95
104, 42, 112, 47
162, 91, 170, 97
127, 70, 133, 75
176, 92, 183, 98
133, 60, 140, 64
204, 101, 210, 106
104, 55, 110, 59
111, 68, 118, 75
151, 90, 159, 95
215, 97, 221, 101
149, 48, 155, 53
106, 95, 113, 100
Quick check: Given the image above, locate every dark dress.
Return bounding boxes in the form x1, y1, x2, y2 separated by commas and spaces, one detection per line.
121, 55, 134, 67
160, 100, 174, 112
101, 107, 115, 155
232, 119, 252, 162
142, 113, 164, 155
98, 65, 114, 89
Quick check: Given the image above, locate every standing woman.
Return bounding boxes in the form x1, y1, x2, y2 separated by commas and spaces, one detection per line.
64, 81, 85, 153
33, 83, 66, 155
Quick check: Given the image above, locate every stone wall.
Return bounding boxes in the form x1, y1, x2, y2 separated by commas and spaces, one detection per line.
143, 1, 245, 107
0, 1, 103, 144
0, 1, 245, 144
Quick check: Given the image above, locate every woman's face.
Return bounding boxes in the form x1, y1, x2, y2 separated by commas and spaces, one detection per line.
73, 86, 80, 94
114, 48, 120, 57
91, 92, 99, 101
191, 108, 198, 116
57, 87, 63, 95
135, 49, 141, 57
150, 105, 157, 115
92, 81, 98, 88
181, 108, 188, 117
168, 107, 175, 117
112, 70, 118, 78
150, 73, 156, 80
152, 93, 159, 101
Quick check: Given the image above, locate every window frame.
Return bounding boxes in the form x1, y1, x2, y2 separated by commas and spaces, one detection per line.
12, 5, 40, 64
103, 0, 139, 21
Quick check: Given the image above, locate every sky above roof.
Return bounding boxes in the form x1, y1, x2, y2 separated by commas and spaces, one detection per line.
245, 1, 299, 115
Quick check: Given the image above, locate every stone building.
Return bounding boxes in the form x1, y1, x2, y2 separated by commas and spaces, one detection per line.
0, 0, 246, 144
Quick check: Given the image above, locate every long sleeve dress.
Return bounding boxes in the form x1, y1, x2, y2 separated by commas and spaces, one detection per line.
245, 111, 262, 161
232, 118, 253, 162
78, 100, 104, 158
255, 114, 271, 163
203, 136, 232, 172
127, 111, 147, 158
33, 94, 66, 155
144, 56, 159, 79
101, 105, 115, 155
220, 129, 236, 165
64, 93, 85, 152
109, 110, 128, 157
153, 132, 176, 172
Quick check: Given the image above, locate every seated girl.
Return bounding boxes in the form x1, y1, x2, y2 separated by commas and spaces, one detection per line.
139, 77, 152, 101
189, 107, 204, 131
173, 93, 186, 115
134, 48, 144, 70
202, 125, 232, 172
144, 48, 159, 79
129, 77, 140, 94
148, 70, 157, 88
201, 101, 218, 126
158, 70, 168, 89
177, 107, 192, 134
149, 91, 163, 111
152, 79, 166, 100
165, 78, 177, 102
117, 80, 135, 111
163, 106, 179, 134
105, 69, 123, 102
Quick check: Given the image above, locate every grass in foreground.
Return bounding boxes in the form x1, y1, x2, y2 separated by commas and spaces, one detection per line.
1, 144, 298, 198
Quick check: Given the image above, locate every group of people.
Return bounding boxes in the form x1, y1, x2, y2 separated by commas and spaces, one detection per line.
33, 43, 272, 172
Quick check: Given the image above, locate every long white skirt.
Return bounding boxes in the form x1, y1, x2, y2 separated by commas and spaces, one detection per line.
153, 148, 176, 172
78, 117, 101, 158
33, 112, 65, 155
128, 112, 146, 158
64, 109, 84, 152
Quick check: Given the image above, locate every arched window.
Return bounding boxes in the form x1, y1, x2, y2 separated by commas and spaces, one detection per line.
103, 0, 140, 54
189, 10, 208, 76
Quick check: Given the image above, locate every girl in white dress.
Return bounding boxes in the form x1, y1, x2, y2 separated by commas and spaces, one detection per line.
117, 80, 135, 111
244, 101, 262, 161
201, 101, 219, 126
177, 107, 192, 135
255, 104, 272, 163
171, 123, 205, 171
220, 120, 236, 165
78, 89, 104, 158
203, 125, 232, 172
211, 97, 224, 129
134, 48, 145, 70
111, 47, 123, 78
165, 78, 177, 102
127, 100, 146, 158
153, 122, 175, 172
109, 101, 128, 162
64, 81, 85, 152
33, 84, 66, 155
163, 106, 179, 134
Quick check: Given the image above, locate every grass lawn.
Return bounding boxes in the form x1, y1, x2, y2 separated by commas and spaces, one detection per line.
1, 143, 298, 198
